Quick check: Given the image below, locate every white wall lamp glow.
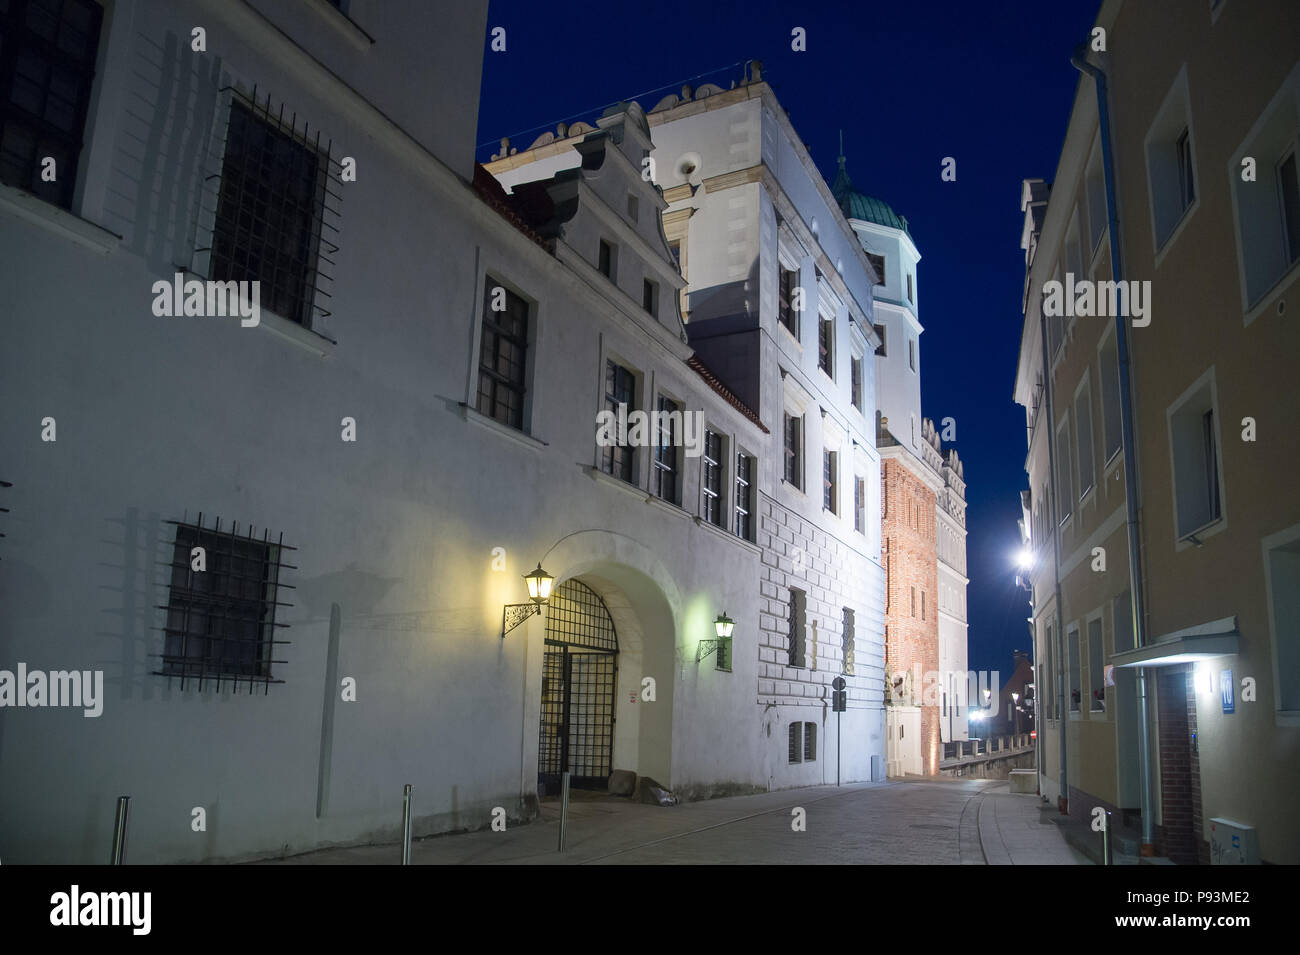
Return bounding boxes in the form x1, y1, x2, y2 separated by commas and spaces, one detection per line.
697, 612, 735, 664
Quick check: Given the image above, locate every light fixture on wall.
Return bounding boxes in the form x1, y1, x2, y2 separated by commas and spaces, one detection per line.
696, 612, 735, 663
500, 563, 554, 639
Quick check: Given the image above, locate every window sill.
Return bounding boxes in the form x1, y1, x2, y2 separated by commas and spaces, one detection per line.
1176, 516, 1226, 551
260, 307, 337, 357
0, 183, 121, 254
460, 403, 547, 451
645, 494, 691, 520
304, 0, 375, 48
777, 320, 802, 351
694, 514, 762, 555
585, 464, 644, 500
781, 478, 805, 496
1243, 257, 1300, 328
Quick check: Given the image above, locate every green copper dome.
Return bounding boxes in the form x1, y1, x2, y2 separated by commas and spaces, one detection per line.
832, 148, 911, 237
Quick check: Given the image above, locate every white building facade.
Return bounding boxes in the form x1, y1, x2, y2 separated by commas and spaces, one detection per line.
0, 4, 885, 864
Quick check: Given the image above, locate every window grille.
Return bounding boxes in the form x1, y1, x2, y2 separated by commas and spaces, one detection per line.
196, 86, 341, 329
783, 413, 801, 488
788, 722, 802, 763
734, 452, 753, 541
788, 587, 806, 667
851, 357, 862, 410
155, 514, 295, 693
823, 449, 837, 513
842, 607, 855, 675
819, 315, 833, 375
804, 722, 817, 761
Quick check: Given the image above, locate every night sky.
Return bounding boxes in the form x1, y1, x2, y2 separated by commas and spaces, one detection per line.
475, 0, 1101, 679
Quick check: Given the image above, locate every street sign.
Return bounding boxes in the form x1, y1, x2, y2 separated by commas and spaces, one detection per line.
832, 677, 846, 691
832, 690, 846, 712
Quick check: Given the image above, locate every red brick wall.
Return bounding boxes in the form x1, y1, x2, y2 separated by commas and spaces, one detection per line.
882, 458, 940, 774
1156, 667, 1204, 864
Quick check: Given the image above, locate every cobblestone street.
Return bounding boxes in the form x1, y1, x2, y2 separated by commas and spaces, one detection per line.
266, 778, 1088, 865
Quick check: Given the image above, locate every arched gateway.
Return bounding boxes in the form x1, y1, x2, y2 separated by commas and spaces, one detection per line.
537, 579, 619, 795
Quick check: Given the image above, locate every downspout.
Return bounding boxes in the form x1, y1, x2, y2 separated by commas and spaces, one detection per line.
1072, 44, 1156, 854
1037, 305, 1069, 814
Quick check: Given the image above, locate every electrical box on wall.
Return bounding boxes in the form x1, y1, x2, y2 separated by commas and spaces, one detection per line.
1209, 817, 1259, 865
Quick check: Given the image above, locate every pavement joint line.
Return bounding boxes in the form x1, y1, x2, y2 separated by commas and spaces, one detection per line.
576, 782, 887, 864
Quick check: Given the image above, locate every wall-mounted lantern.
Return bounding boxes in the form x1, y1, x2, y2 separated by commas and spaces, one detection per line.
696, 612, 734, 666
501, 563, 554, 639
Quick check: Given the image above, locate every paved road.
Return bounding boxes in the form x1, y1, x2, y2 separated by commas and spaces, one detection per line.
265, 776, 1087, 865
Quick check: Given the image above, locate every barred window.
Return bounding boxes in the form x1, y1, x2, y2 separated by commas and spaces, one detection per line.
652, 394, 682, 504
803, 722, 817, 761
602, 360, 636, 483
735, 451, 754, 541
157, 518, 293, 692
0, 0, 104, 210
842, 607, 855, 675
788, 722, 802, 763
702, 429, 724, 527
788, 587, 806, 668
477, 280, 529, 430
783, 413, 801, 489
210, 98, 329, 327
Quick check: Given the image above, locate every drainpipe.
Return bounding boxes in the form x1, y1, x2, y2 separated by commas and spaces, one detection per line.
1071, 44, 1155, 854
1037, 304, 1069, 815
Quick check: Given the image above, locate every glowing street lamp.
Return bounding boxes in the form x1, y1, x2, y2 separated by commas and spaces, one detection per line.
501, 563, 554, 638
697, 611, 735, 665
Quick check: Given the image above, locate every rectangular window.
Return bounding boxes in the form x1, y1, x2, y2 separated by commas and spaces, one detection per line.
652, 394, 682, 505
778, 264, 799, 336
1176, 127, 1196, 212
854, 476, 865, 533
823, 449, 837, 514
602, 360, 636, 483
803, 722, 817, 761
788, 587, 807, 668
0, 0, 104, 210
851, 356, 863, 411
477, 280, 529, 430
159, 520, 286, 690
1056, 418, 1074, 524
627, 193, 639, 221
1088, 617, 1105, 712
642, 278, 658, 315
818, 314, 834, 376
598, 239, 614, 279
1099, 333, 1122, 462
702, 429, 724, 527
867, 252, 885, 286
211, 99, 328, 327
788, 722, 802, 763
1279, 150, 1300, 265
921, 590, 926, 621
842, 607, 855, 675
1265, 535, 1300, 711
783, 413, 802, 489
1075, 385, 1095, 499
1068, 626, 1081, 713
908, 339, 916, 372
735, 452, 754, 541
1169, 375, 1223, 539
1045, 622, 1057, 720
1113, 591, 1134, 654
668, 239, 682, 270
906, 273, 914, 304
874, 323, 887, 357
1086, 144, 1107, 251
911, 586, 916, 617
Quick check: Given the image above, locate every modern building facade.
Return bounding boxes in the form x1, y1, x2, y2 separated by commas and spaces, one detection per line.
0, 2, 887, 864
1014, 0, 1300, 863
831, 153, 969, 775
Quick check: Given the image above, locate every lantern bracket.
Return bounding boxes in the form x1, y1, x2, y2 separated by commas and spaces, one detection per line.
501, 602, 540, 639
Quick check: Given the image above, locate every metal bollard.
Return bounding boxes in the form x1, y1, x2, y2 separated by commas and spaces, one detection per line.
557, 771, 571, 852
401, 784, 413, 865
1102, 810, 1113, 866
110, 796, 130, 865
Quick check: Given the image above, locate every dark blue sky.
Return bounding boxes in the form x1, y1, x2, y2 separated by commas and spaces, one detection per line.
476, 0, 1100, 678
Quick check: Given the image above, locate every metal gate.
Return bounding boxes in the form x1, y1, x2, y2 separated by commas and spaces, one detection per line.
538, 579, 618, 795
